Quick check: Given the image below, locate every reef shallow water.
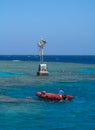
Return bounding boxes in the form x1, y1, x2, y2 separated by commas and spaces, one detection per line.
0, 60, 95, 130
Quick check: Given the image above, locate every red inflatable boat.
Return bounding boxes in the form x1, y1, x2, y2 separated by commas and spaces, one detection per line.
36, 91, 73, 100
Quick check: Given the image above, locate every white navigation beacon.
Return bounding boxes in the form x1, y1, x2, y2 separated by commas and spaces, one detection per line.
37, 39, 49, 76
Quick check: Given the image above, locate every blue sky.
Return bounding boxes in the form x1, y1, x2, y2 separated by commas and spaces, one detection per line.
0, 0, 95, 55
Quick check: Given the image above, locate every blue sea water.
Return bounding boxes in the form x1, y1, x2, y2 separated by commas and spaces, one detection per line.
0, 55, 95, 130
0, 55, 95, 64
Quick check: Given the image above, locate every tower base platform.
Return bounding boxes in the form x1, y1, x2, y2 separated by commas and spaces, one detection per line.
37, 63, 49, 76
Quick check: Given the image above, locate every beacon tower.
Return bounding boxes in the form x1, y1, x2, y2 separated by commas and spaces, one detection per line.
37, 39, 49, 76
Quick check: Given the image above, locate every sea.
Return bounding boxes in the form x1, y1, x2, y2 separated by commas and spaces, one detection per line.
0, 55, 95, 130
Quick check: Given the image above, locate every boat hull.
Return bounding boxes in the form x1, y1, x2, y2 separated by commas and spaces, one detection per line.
36, 92, 73, 100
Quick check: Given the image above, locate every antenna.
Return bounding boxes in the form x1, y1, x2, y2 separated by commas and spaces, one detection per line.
41, 35, 43, 40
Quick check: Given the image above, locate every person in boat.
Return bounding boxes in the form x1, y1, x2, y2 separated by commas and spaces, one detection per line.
58, 89, 67, 100
58, 89, 64, 95
41, 91, 46, 95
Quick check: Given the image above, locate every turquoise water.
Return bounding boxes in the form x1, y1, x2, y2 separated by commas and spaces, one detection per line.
0, 61, 95, 130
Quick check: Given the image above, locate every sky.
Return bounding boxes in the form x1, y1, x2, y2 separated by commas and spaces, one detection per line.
0, 0, 95, 55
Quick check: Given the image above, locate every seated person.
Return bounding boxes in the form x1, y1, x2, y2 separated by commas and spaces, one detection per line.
58, 89, 67, 100
41, 91, 46, 95
58, 89, 64, 95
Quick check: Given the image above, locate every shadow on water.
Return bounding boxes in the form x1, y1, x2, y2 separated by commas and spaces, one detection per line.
0, 95, 37, 103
